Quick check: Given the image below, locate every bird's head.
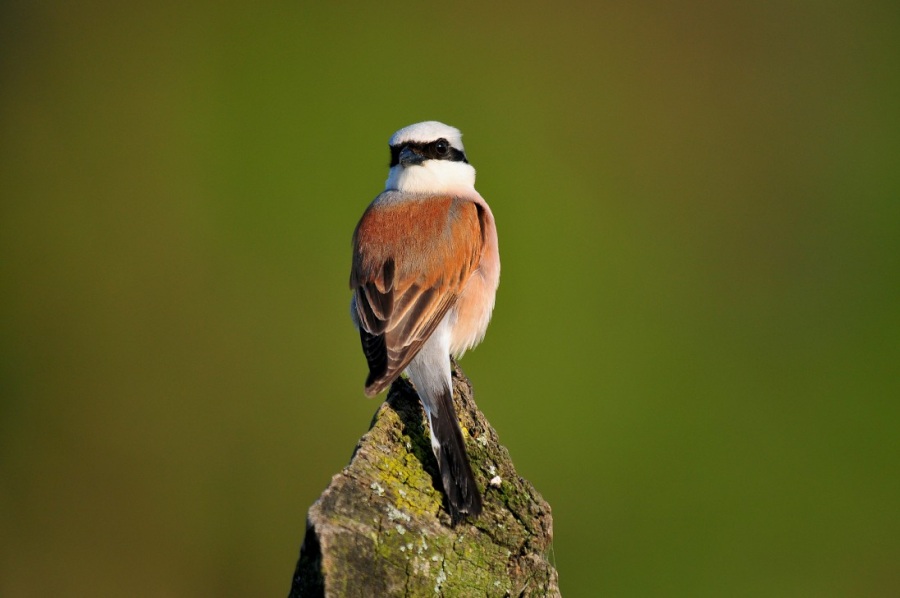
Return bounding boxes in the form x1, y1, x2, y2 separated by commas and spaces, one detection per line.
384, 121, 476, 193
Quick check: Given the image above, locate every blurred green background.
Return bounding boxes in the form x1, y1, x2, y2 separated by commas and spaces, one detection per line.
2, 1, 898, 595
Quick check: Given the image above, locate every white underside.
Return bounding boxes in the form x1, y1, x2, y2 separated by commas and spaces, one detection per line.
405, 318, 454, 454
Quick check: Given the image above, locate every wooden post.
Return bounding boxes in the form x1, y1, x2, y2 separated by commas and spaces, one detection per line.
289, 361, 559, 597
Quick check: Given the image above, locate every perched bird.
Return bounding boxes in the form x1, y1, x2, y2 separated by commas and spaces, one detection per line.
349, 121, 500, 523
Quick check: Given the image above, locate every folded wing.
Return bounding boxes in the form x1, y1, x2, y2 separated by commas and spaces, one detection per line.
350, 195, 485, 396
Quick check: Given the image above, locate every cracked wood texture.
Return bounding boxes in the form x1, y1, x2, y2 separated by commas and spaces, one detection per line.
290, 361, 559, 597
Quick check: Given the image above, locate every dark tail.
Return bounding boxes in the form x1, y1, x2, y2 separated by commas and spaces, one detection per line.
428, 386, 482, 524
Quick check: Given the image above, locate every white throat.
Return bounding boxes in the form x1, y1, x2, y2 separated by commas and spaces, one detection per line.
385, 160, 477, 194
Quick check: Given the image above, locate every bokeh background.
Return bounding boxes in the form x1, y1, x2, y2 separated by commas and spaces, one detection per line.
2, 1, 898, 596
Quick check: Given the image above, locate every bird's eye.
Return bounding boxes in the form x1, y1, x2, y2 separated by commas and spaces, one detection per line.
434, 139, 450, 156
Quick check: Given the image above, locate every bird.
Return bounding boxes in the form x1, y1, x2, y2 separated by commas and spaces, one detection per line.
349, 121, 500, 523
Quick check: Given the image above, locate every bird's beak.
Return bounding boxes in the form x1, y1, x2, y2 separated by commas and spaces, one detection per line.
399, 145, 425, 167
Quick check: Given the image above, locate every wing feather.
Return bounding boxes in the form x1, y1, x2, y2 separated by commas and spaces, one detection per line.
350, 194, 484, 396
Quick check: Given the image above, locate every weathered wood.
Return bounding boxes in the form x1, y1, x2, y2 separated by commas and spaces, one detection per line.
290, 362, 559, 597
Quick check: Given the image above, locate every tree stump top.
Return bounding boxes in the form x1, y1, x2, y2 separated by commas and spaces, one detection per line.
290, 362, 559, 597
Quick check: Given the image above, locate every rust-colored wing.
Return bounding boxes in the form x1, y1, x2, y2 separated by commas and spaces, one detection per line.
350, 194, 485, 396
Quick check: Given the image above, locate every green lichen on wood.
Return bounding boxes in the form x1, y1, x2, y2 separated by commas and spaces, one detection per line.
290, 362, 559, 597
